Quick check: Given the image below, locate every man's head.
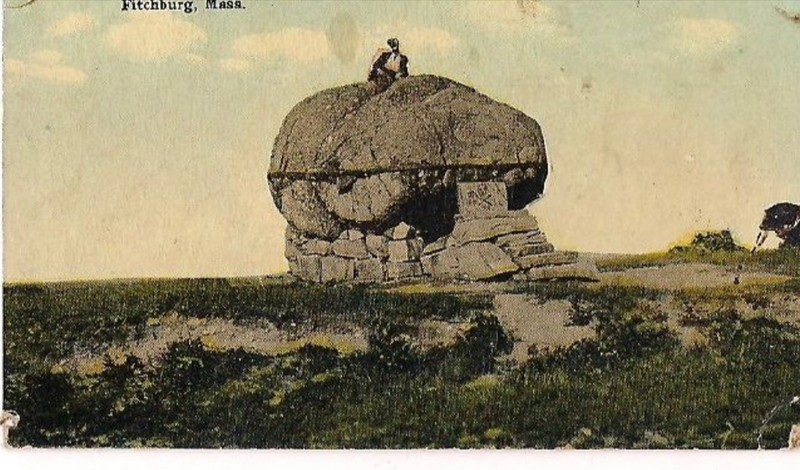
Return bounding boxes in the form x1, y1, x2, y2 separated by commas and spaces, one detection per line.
387, 38, 400, 52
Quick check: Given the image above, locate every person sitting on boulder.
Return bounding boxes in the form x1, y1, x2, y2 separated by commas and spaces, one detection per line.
367, 38, 409, 92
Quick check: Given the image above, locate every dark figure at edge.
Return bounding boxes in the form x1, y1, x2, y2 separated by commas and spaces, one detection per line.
753, 202, 800, 252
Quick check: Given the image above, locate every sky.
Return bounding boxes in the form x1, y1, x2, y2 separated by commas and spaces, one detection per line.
3, 0, 800, 282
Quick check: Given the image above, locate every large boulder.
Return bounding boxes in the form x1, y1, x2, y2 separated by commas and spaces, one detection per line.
268, 75, 548, 242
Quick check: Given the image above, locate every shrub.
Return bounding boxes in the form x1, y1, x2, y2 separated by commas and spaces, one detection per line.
669, 230, 746, 254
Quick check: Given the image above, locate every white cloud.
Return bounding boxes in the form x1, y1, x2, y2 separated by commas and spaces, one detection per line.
219, 57, 252, 73
228, 23, 459, 70
29, 49, 65, 65
47, 12, 96, 38
367, 23, 460, 57
672, 18, 740, 55
105, 14, 206, 62
6, 49, 87, 86
463, 0, 563, 35
232, 28, 329, 63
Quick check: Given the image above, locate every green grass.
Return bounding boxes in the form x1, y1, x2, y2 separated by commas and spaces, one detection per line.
3, 272, 800, 449
3, 278, 491, 366
596, 247, 800, 277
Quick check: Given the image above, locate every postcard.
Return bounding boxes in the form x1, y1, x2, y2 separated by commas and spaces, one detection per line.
2, 0, 799, 451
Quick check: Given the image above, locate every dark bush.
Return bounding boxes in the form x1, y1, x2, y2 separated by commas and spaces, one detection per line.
669, 230, 746, 253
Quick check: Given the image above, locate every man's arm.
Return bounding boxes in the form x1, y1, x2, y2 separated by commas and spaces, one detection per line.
397, 55, 409, 78
369, 52, 390, 80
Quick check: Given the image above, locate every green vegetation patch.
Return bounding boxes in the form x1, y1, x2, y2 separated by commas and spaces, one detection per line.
670, 230, 747, 254
597, 247, 800, 277
4, 277, 800, 449
3, 278, 492, 366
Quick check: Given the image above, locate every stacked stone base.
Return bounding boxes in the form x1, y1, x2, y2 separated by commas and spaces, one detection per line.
286, 223, 426, 283
421, 210, 598, 282
286, 212, 598, 284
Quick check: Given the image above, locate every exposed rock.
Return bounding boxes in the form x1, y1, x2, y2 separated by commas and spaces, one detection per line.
386, 222, 417, 240
388, 238, 424, 262
338, 229, 365, 240
457, 182, 508, 219
448, 212, 539, 246
318, 173, 409, 227
288, 255, 322, 283
365, 234, 389, 259
420, 254, 445, 278
495, 231, 544, 247
422, 236, 448, 256
278, 180, 344, 239
501, 242, 554, 259
320, 256, 355, 283
268, 75, 548, 242
331, 238, 371, 259
305, 239, 332, 256
354, 258, 385, 283
285, 221, 304, 243
512, 271, 531, 282
422, 242, 518, 280
386, 261, 423, 280
285, 186, 594, 283
285, 238, 304, 259
270, 79, 596, 285
493, 295, 595, 362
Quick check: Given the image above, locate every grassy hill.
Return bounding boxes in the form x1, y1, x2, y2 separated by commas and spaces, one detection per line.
3, 248, 800, 448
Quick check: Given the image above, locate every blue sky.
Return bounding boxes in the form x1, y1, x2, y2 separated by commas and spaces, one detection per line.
4, 0, 800, 280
